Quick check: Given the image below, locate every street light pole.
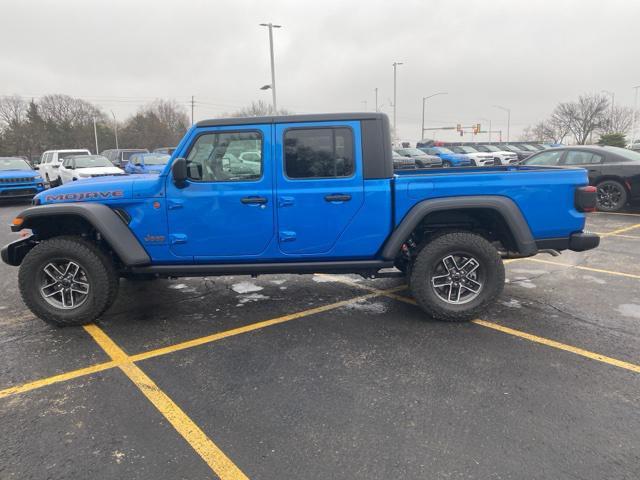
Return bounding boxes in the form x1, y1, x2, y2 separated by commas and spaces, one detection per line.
110, 111, 119, 150
493, 105, 511, 142
92, 118, 99, 154
392, 62, 403, 133
421, 92, 448, 140
374, 88, 378, 112
632, 85, 640, 146
260, 22, 282, 114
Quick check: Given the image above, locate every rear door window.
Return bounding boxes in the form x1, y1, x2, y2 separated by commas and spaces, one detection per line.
284, 127, 354, 179
563, 151, 604, 165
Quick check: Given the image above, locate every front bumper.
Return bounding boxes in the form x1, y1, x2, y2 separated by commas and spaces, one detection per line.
0, 184, 45, 199
1, 235, 36, 266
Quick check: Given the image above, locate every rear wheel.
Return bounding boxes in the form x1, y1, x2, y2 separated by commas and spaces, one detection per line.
19, 236, 118, 326
409, 232, 504, 322
442, 161, 452, 168
596, 180, 627, 212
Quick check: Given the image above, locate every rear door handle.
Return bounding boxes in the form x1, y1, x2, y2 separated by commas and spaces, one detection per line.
324, 194, 352, 203
241, 196, 268, 205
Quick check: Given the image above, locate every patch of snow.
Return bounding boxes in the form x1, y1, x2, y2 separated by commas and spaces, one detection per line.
112, 450, 125, 464
271, 279, 287, 285
169, 283, 187, 289
238, 293, 270, 304
582, 275, 606, 285
617, 304, 640, 319
345, 300, 387, 314
500, 298, 521, 309
231, 281, 263, 293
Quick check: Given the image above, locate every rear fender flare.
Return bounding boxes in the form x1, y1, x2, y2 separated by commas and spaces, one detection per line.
381, 196, 537, 260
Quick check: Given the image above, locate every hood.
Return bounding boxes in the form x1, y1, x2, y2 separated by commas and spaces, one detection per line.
34, 174, 163, 205
76, 167, 124, 176
0, 169, 40, 180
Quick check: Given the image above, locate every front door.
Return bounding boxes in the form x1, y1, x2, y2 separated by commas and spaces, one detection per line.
275, 122, 364, 255
166, 125, 275, 259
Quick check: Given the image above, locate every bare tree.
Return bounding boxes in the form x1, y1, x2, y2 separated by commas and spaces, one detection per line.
0, 95, 27, 127
120, 100, 189, 150
601, 105, 634, 135
552, 93, 609, 144
228, 100, 292, 117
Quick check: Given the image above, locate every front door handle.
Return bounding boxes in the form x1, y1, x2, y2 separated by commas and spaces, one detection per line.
241, 196, 268, 205
324, 194, 352, 203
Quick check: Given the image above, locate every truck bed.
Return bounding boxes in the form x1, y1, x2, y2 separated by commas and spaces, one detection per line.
393, 165, 588, 239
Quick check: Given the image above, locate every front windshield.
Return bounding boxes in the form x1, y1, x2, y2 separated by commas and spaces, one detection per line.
481, 145, 500, 152
0, 157, 32, 171
123, 150, 148, 161
404, 148, 426, 156
142, 154, 170, 165
460, 146, 478, 153
72, 155, 113, 168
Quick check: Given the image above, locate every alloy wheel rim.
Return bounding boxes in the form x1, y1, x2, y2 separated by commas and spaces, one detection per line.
431, 254, 483, 304
39, 260, 90, 310
597, 184, 622, 209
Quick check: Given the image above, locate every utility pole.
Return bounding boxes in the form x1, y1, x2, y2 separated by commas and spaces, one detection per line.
191, 96, 195, 125
494, 105, 511, 142
392, 62, 403, 133
421, 92, 447, 141
110, 111, 119, 149
602, 90, 615, 132
92, 118, 99, 154
632, 85, 640, 146
374, 88, 378, 112
260, 23, 282, 113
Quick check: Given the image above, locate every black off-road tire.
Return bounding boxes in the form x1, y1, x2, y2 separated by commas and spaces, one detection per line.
18, 236, 119, 327
596, 180, 627, 212
409, 231, 504, 322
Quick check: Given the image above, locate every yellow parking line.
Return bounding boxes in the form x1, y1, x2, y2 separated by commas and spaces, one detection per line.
599, 223, 640, 237
322, 277, 640, 375
592, 232, 640, 240
130, 290, 386, 363
473, 320, 640, 374
83, 324, 249, 480
0, 360, 117, 399
522, 257, 640, 280
590, 211, 640, 218
0, 287, 405, 401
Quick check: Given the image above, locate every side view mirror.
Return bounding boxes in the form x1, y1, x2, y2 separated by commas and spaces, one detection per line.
172, 157, 188, 188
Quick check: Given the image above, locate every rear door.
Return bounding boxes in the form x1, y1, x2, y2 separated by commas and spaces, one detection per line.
166, 125, 275, 259
275, 121, 364, 255
561, 150, 605, 184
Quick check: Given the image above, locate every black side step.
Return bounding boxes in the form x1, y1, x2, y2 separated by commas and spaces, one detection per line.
130, 260, 395, 278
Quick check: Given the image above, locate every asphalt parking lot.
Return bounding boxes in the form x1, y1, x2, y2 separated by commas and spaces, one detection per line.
0, 202, 639, 480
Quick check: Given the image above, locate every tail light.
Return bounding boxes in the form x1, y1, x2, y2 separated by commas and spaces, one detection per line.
575, 185, 597, 212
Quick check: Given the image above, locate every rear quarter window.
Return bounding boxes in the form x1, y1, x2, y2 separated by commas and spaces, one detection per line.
284, 127, 354, 179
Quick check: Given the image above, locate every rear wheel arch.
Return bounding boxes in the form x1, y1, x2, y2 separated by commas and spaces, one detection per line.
382, 196, 537, 261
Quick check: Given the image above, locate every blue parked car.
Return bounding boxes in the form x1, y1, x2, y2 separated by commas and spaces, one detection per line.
124, 153, 171, 174
0, 157, 46, 200
418, 147, 473, 167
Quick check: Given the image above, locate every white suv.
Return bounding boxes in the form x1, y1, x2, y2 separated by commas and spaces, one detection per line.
473, 144, 519, 165
58, 155, 124, 184
449, 146, 495, 166
40, 149, 91, 187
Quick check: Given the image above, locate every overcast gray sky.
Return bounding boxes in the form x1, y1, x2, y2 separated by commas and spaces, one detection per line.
1, 0, 639, 142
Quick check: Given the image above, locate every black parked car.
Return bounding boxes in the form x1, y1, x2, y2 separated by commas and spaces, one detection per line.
522, 145, 640, 212
395, 148, 443, 168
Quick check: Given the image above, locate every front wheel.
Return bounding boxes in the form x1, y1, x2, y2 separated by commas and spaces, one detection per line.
409, 231, 504, 322
442, 161, 451, 168
596, 180, 627, 212
18, 236, 119, 326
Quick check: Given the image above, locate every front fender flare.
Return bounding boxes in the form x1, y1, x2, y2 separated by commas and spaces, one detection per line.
11, 203, 150, 266
381, 195, 537, 260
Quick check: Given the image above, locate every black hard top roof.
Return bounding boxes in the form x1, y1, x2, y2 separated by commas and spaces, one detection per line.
196, 112, 387, 127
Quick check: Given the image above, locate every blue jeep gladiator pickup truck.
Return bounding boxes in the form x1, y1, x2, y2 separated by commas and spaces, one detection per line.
1, 113, 599, 326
